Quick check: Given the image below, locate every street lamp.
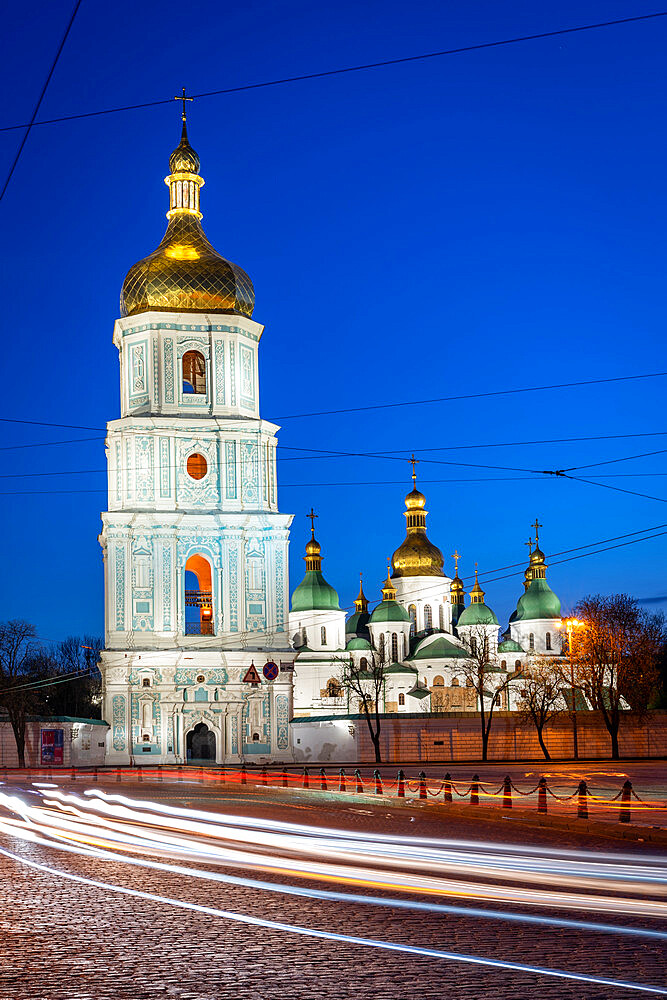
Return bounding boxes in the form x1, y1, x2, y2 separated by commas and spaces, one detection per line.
557, 618, 585, 760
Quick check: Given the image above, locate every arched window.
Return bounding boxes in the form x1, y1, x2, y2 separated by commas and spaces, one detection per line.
184, 554, 214, 635
545, 632, 552, 650
529, 632, 535, 651
408, 605, 416, 635
466, 677, 474, 687
515, 659, 522, 670
378, 634, 385, 660
470, 636, 477, 655
424, 605, 433, 630
398, 692, 405, 706
326, 679, 342, 698
451, 677, 460, 687
391, 632, 398, 662
402, 633, 408, 659
320, 626, 327, 646
182, 350, 206, 395
500, 660, 507, 670
439, 604, 445, 630
433, 675, 444, 687
360, 656, 368, 670
142, 677, 150, 687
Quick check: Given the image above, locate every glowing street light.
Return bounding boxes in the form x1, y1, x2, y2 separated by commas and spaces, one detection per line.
557, 618, 585, 760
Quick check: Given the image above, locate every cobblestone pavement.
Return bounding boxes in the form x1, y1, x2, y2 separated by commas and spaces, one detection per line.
1, 780, 665, 1000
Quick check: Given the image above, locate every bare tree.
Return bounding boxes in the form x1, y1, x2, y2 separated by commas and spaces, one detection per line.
516, 658, 566, 760
337, 651, 386, 763
0, 620, 38, 767
572, 594, 665, 760
51, 636, 103, 718
461, 625, 512, 761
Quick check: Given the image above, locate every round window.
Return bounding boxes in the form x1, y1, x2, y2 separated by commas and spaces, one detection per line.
187, 453, 208, 480
196, 674, 205, 683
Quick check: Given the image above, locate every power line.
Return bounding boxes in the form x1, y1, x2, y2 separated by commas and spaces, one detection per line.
0, 0, 82, 202
269, 372, 667, 420
561, 474, 667, 505
2, 12, 666, 134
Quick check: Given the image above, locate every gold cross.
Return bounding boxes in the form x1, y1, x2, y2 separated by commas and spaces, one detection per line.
525, 536, 533, 554
307, 507, 318, 535
532, 518, 543, 543
409, 453, 419, 484
174, 87, 193, 123
451, 549, 460, 575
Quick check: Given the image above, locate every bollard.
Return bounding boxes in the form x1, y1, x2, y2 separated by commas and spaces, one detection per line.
261, 766, 268, 787
178, 765, 183, 782
241, 764, 247, 786
419, 771, 427, 800
320, 768, 327, 791
282, 770, 288, 788
577, 780, 588, 820
503, 775, 512, 810
339, 768, 346, 793
303, 767, 310, 789
138, 767, 143, 782
444, 772, 452, 804
199, 765, 205, 783
397, 768, 405, 798
71, 767, 76, 782
538, 776, 547, 814
471, 774, 479, 806
116, 767, 121, 783
355, 768, 364, 794
93, 767, 98, 784
374, 769, 383, 795
619, 780, 632, 824
157, 765, 162, 783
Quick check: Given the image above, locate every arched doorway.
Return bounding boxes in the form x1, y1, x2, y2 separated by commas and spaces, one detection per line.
187, 722, 216, 762
184, 553, 214, 635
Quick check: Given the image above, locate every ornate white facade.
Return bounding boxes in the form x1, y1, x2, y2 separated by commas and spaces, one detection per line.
99, 120, 294, 765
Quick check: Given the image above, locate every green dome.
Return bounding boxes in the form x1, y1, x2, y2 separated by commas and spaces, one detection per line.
411, 635, 468, 660
369, 600, 410, 624
345, 610, 370, 638
498, 638, 524, 653
291, 570, 340, 612
515, 578, 561, 621
457, 602, 499, 627
346, 636, 371, 650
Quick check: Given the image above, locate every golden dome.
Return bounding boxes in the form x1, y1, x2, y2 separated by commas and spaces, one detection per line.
305, 535, 321, 558
391, 474, 444, 578
530, 545, 546, 566
120, 121, 254, 319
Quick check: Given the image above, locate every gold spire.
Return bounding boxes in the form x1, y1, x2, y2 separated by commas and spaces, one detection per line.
450, 549, 465, 603
470, 563, 485, 604
304, 508, 322, 570
381, 561, 397, 601
529, 518, 546, 576
354, 574, 369, 613
120, 108, 254, 319
390, 464, 444, 578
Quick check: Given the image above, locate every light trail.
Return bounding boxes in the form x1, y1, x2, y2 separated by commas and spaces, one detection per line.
1, 787, 666, 918
2, 785, 666, 992
1, 845, 665, 995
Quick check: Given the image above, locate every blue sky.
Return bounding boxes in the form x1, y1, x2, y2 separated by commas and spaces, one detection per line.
1, 0, 666, 644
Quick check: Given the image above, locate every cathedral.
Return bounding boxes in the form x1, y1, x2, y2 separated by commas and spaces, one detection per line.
100, 116, 564, 765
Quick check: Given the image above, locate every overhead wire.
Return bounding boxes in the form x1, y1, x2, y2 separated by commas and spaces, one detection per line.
0, 0, 82, 202
1, 12, 666, 134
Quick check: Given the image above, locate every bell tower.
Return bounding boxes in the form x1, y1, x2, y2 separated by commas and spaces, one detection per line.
99, 109, 294, 765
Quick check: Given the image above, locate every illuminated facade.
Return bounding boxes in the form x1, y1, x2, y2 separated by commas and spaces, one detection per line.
289, 477, 564, 717
99, 117, 294, 765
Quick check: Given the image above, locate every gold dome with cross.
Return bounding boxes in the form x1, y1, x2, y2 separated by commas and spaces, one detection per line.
390, 456, 445, 578
120, 90, 254, 319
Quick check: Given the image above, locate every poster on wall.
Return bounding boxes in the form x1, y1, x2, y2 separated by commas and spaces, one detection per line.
41, 729, 64, 765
